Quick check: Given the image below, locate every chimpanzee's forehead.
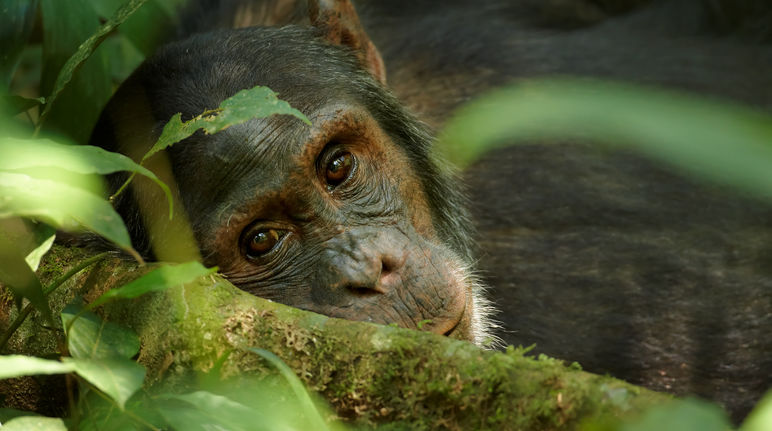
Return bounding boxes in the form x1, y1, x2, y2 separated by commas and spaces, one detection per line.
143, 25, 374, 124
171, 102, 372, 224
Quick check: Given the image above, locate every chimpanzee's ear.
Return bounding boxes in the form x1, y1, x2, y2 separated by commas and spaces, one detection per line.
308, 0, 386, 84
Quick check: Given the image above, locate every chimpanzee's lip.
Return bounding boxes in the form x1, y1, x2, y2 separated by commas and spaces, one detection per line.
443, 306, 465, 338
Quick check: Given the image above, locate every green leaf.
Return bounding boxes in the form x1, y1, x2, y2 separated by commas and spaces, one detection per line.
1, 137, 155, 177
62, 303, 141, 360
38, 0, 110, 143
620, 398, 729, 431
77, 389, 156, 431
143, 86, 311, 162
157, 392, 263, 431
24, 229, 55, 272
38, 0, 150, 142
0, 355, 75, 379
246, 348, 329, 431
0, 217, 57, 273
439, 79, 772, 200
0, 0, 39, 87
741, 391, 772, 431
0, 416, 67, 431
87, 0, 178, 57
64, 357, 146, 409
101, 34, 145, 83
0, 225, 49, 320
90, 262, 216, 309
0, 172, 132, 251
0, 137, 172, 213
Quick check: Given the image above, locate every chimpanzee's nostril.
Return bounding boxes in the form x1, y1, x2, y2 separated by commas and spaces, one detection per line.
381, 260, 391, 276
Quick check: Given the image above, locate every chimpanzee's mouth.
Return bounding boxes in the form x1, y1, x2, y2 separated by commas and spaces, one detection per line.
443, 306, 465, 338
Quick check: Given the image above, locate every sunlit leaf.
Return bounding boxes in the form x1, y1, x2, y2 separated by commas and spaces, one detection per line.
619, 398, 729, 431
156, 391, 263, 431
0, 355, 75, 378
0, 172, 132, 251
0, 416, 67, 431
24, 228, 55, 272
439, 79, 772, 200
62, 303, 140, 360
64, 357, 146, 409
0, 137, 172, 212
741, 391, 772, 431
246, 348, 329, 431
90, 262, 216, 309
143, 86, 311, 162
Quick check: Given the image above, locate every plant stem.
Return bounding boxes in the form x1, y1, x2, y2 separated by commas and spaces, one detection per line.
0, 252, 110, 351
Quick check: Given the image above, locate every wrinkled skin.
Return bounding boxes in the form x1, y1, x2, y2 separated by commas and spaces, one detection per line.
93, 0, 772, 423
91, 18, 493, 344
352, 0, 772, 423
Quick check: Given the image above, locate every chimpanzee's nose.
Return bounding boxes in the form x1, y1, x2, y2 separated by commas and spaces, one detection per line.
316, 228, 407, 296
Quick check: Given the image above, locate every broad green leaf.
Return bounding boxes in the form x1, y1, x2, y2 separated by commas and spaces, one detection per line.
0, 172, 132, 251
742, 391, 772, 431
90, 262, 216, 309
62, 303, 140, 360
39, 0, 150, 142
0, 355, 75, 379
0, 225, 49, 320
0, 137, 172, 214
64, 357, 146, 409
77, 389, 156, 431
157, 392, 263, 431
620, 398, 729, 431
439, 79, 772, 200
1, 416, 67, 431
39, 0, 111, 143
0, 0, 39, 87
143, 86, 311, 162
1, 136, 156, 177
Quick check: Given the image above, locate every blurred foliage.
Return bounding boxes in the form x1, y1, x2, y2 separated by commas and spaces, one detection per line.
440, 78, 772, 202
0, 0, 770, 429
439, 80, 772, 429
0, 0, 334, 429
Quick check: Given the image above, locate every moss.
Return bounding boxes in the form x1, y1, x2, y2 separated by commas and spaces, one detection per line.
113, 274, 666, 430
5, 245, 672, 429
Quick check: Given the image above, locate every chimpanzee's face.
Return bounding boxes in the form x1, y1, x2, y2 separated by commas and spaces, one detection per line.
94, 26, 493, 345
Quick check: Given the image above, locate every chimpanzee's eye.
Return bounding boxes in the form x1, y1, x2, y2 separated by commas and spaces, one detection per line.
325, 151, 355, 187
245, 228, 282, 259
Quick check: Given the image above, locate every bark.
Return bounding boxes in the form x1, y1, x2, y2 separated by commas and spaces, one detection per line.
0, 245, 673, 430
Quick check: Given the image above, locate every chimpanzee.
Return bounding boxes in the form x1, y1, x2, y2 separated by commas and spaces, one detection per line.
357, 0, 772, 423
91, 0, 772, 422
90, 0, 496, 345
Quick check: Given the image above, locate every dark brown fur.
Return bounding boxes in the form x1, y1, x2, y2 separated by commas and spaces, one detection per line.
92, 0, 772, 422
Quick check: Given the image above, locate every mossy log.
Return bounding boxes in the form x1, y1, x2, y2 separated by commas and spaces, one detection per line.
0, 245, 673, 430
